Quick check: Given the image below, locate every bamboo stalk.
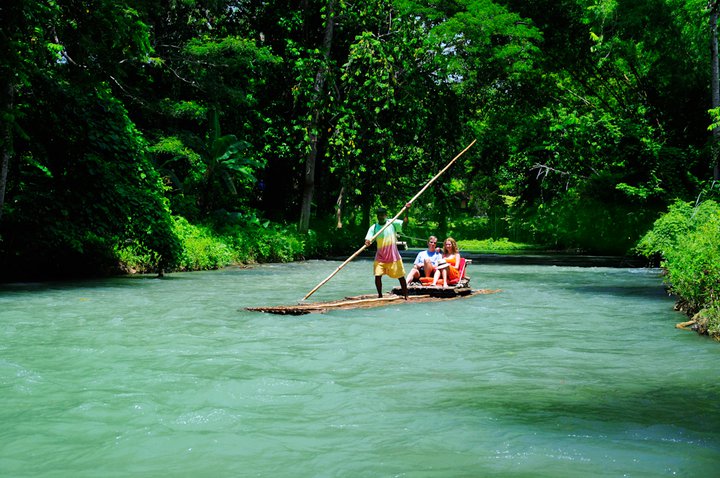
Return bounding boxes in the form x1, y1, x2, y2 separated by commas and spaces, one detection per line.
302, 139, 477, 301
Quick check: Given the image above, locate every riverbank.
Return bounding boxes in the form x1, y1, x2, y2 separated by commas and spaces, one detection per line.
341, 249, 648, 268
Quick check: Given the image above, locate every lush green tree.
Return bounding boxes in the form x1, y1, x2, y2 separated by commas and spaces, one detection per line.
141, 34, 279, 217
0, 0, 181, 279
116, 1, 283, 219
476, 0, 715, 252
322, 0, 542, 235
0, 1, 61, 223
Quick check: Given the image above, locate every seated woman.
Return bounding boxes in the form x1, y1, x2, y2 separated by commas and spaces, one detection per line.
432, 237, 461, 287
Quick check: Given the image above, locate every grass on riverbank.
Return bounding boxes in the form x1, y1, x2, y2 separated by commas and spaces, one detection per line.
457, 238, 540, 253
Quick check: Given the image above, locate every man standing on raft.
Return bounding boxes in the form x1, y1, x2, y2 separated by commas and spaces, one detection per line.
365, 204, 411, 299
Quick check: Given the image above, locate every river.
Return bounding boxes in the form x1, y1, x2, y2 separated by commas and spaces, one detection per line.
1, 260, 719, 477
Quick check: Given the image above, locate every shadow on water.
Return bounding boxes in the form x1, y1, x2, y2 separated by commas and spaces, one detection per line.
0, 274, 168, 293
0, 266, 255, 294
441, 381, 720, 436
567, 284, 672, 301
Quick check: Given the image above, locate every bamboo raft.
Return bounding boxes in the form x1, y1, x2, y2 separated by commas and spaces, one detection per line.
245, 286, 501, 315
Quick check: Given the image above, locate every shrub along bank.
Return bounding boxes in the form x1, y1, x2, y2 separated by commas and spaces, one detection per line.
117, 215, 308, 274
636, 200, 720, 340
116, 212, 370, 274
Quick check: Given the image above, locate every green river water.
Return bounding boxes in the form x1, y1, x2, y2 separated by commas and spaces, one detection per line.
1, 260, 719, 477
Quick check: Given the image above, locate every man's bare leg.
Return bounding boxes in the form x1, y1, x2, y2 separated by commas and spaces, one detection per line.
375, 276, 383, 298
399, 277, 408, 300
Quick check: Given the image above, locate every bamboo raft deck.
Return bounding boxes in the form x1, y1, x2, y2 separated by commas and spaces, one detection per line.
393, 279, 473, 298
245, 286, 501, 315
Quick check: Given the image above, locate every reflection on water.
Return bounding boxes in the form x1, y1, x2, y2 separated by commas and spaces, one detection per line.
1, 261, 719, 477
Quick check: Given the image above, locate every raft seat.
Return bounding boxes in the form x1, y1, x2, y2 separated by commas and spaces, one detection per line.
446, 257, 470, 286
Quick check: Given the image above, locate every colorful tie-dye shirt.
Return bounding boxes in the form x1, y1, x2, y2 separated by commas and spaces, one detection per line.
365, 219, 403, 263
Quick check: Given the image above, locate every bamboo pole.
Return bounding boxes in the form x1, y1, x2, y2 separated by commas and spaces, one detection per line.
302, 139, 477, 301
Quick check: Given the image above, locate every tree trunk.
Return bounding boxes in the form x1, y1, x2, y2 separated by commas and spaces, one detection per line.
0, 78, 13, 223
299, 112, 318, 232
299, 0, 335, 233
0, 0, 18, 225
711, 2, 720, 180
335, 186, 344, 228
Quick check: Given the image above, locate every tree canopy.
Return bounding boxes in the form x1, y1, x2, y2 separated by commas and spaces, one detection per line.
1, 0, 718, 279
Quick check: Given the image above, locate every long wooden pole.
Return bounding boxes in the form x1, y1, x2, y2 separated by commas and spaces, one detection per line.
302, 139, 477, 301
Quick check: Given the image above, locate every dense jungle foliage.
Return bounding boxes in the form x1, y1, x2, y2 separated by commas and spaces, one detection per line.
636, 198, 720, 339
1, 0, 719, 296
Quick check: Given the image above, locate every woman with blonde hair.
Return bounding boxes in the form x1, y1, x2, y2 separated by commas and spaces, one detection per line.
432, 237, 461, 287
